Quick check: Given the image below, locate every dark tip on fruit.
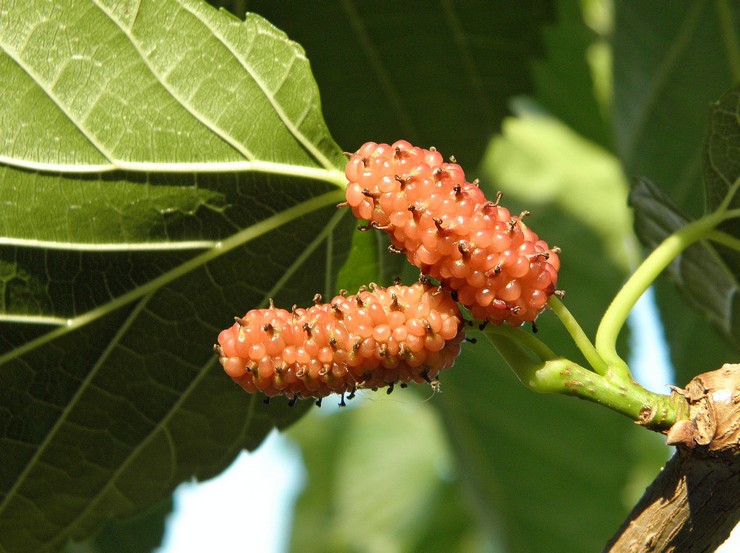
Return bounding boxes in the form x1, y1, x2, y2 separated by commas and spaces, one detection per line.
315, 397, 323, 407
288, 396, 298, 407
213, 343, 223, 355
478, 320, 489, 331
342, 151, 353, 158
399, 343, 410, 358
303, 322, 312, 336
433, 217, 449, 235
388, 244, 403, 254
336, 201, 348, 209
465, 337, 478, 344
421, 369, 432, 383
552, 246, 562, 254
532, 321, 539, 334
262, 322, 274, 333
393, 276, 402, 285
353, 338, 361, 351
449, 155, 457, 163
554, 289, 566, 299
519, 210, 531, 219
387, 382, 395, 395
313, 293, 322, 305
234, 316, 248, 327
357, 223, 372, 232
263, 397, 271, 404
400, 382, 408, 388
457, 241, 470, 257
339, 393, 347, 407
451, 290, 459, 302
347, 387, 357, 400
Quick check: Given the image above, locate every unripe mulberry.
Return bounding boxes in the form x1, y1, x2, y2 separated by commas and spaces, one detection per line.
343, 140, 560, 326
215, 282, 465, 403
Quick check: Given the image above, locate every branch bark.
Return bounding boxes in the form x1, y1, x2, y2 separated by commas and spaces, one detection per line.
604, 364, 740, 552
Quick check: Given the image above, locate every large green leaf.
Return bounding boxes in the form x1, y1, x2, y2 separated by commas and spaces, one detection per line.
612, 0, 740, 384
224, 0, 555, 162
532, 0, 611, 148
0, 2, 349, 551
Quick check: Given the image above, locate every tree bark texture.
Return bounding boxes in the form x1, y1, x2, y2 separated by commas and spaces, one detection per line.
604, 364, 740, 552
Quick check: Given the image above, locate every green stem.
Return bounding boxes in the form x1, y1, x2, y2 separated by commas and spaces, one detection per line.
530, 359, 689, 431
708, 228, 740, 252
486, 328, 689, 431
547, 296, 609, 375
595, 211, 724, 370
485, 324, 557, 362
717, 176, 740, 213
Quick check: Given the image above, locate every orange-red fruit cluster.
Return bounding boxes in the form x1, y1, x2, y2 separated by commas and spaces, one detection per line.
344, 140, 560, 326
216, 282, 465, 401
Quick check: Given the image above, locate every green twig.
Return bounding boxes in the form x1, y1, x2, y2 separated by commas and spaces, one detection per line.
595, 211, 723, 370
708, 228, 740, 252
484, 331, 689, 431
485, 324, 557, 362
717, 176, 740, 213
547, 296, 609, 375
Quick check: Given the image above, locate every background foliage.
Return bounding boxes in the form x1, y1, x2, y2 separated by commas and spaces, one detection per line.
0, 1, 737, 552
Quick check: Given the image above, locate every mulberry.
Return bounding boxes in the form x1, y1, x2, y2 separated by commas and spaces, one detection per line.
343, 140, 560, 326
215, 282, 465, 403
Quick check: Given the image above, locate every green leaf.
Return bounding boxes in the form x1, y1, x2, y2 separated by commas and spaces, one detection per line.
225, 1, 556, 163
612, 0, 740, 218
532, 0, 611, 147
439, 340, 651, 553
64, 497, 173, 553
629, 178, 739, 353
0, 2, 349, 551
704, 85, 740, 238
612, 0, 740, 382
287, 397, 494, 553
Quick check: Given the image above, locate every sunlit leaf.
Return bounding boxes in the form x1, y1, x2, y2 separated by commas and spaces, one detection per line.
0, 2, 347, 551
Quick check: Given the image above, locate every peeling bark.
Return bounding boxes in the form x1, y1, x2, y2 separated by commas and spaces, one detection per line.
604, 364, 740, 552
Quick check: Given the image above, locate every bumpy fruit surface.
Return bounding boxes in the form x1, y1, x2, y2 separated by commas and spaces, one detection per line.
215, 282, 465, 402
343, 140, 560, 326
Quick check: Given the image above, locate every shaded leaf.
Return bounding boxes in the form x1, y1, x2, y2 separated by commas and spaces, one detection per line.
532, 0, 611, 147
612, 0, 739, 218
0, 2, 348, 551
231, 0, 556, 163
629, 177, 739, 349
704, 85, 740, 240
64, 497, 173, 553
612, 0, 740, 382
439, 340, 647, 553
287, 396, 494, 553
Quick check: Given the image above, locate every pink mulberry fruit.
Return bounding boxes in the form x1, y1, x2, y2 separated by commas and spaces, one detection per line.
343, 140, 560, 326
215, 282, 465, 403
